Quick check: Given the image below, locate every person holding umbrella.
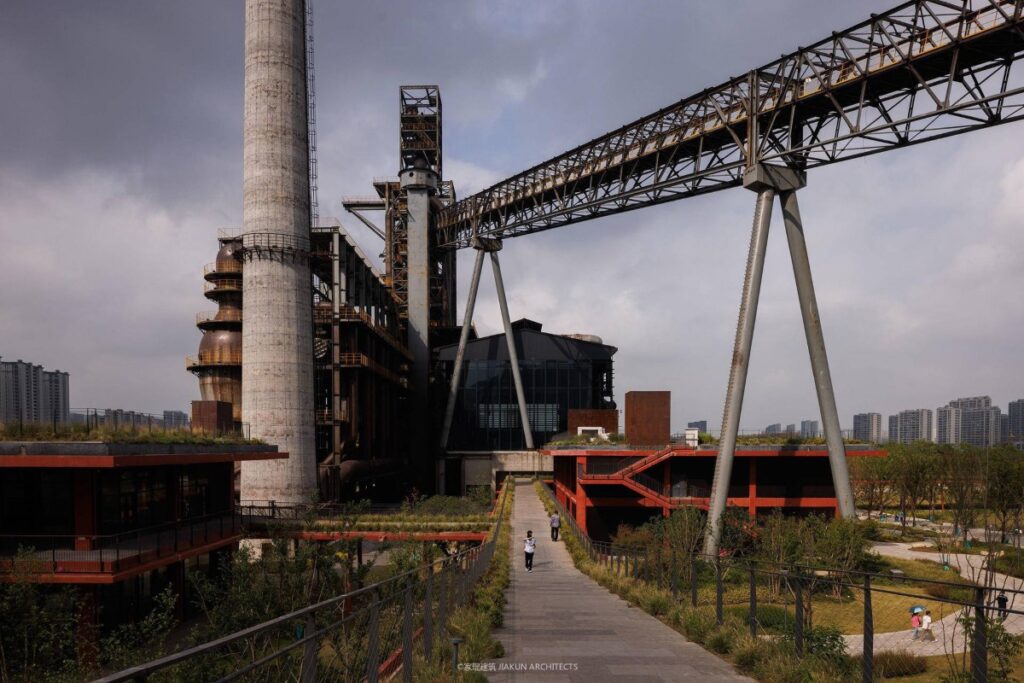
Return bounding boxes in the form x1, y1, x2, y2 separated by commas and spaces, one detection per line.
909, 605, 924, 640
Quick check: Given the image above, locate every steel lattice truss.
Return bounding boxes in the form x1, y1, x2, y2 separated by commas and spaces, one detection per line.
439, 0, 1024, 248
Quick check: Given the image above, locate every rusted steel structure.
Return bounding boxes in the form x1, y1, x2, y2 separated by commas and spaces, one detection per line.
439, 1, 1024, 246
309, 226, 410, 500
190, 226, 411, 501
187, 235, 243, 428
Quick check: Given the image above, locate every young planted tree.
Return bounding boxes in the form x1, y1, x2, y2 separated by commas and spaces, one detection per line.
850, 454, 891, 518
941, 445, 982, 542
890, 443, 934, 529
984, 446, 1024, 546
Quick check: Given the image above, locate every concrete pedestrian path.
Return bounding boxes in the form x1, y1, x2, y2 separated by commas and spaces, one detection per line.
484, 479, 752, 682
843, 541, 1024, 657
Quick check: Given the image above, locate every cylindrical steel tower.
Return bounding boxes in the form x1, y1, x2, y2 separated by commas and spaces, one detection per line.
239, 0, 316, 503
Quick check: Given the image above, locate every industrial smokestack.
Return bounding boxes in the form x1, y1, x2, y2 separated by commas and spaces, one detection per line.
239, 0, 316, 503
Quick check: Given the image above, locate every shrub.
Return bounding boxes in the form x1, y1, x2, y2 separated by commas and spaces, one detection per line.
870, 649, 928, 678
706, 625, 737, 655
924, 582, 950, 599
780, 625, 847, 661
681, 609, 715, 644
804, 625, 847, 661
732, 635, 770, 671
636, 587, 673, 616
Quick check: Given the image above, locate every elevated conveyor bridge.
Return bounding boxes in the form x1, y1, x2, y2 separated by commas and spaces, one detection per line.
439, 0, 1024, 247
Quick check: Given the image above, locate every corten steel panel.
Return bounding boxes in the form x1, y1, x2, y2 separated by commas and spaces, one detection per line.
191, 400, 234, 434
568, 409, 619, 435
624, 391, 670, 446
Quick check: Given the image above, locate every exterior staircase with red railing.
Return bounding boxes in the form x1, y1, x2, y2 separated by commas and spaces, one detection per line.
577, 445, 711, 510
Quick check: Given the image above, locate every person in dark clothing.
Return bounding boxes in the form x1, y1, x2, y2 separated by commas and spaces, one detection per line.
997, 592, 1009, 618
550, 512, 560, 541
524, 530, 536, 571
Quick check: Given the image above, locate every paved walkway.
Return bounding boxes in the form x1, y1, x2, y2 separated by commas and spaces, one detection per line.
844, 542, 1024, 656
484, 480, 752, 682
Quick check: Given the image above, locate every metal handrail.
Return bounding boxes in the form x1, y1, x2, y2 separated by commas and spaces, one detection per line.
96, 482, 512, 682
203, 279, 242, 293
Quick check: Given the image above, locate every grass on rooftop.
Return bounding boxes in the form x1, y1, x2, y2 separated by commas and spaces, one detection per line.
0, 422, 265, 445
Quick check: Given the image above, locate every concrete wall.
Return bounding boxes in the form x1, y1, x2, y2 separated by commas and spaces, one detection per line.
452, 451, 554, 493
239, 0, 316, 503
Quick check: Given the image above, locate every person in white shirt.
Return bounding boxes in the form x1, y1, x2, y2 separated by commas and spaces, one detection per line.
524, 530, 536, 571
921, 610, 934, 641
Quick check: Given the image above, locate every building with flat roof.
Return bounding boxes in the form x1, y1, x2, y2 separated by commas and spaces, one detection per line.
1009, 399, 1024, 442
0, 441, 284, 629
550, 444, 884, 540
765, 423, 783, 435
890, 409, 933, 444
948, 396, 1001, 447
853, 413, 882, 443
800, 420, 820, 439
936, 405, 961, 445
0, 357, 70, 427
687, 420, 708, 433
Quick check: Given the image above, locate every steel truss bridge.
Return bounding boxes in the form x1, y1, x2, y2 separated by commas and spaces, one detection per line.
438, 0, 1024, 248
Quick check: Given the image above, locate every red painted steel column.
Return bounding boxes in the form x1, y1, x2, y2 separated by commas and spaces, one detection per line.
74, 471, 96, 551
748, 459, 757, 519
575, 457, 588, 533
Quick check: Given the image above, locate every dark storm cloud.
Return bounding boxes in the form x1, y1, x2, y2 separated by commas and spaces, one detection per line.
0, 1, 1021, 426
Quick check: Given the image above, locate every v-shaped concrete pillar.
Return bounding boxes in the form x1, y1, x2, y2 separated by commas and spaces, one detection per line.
704, 164, 854, 558
439, 237, 534, 452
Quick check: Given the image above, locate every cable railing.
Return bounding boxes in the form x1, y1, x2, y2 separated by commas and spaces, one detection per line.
96, 484, 511, 682
0, 511, 241, 575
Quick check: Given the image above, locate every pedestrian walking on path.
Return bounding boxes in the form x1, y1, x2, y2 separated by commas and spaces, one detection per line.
997, 592, 1009, 618
550, 511, 560, 541
910, 612, 921, 640
921, 610, 935, 642
524, 530, 536, 572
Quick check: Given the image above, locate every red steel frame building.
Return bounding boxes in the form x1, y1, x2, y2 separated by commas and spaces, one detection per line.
0, 442, 285, 628
550, 444, 883, 540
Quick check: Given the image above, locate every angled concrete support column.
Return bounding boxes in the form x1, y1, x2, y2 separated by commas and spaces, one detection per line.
438, 245, 488, 450
490, 251, 535, 450
779, 190, 855, 518
703, 179, 775, 558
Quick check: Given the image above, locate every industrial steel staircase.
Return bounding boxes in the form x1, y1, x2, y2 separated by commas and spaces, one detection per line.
577, 446, 711, 510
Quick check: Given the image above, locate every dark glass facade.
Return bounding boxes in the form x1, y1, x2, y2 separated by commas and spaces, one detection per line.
437, 320, 615, 451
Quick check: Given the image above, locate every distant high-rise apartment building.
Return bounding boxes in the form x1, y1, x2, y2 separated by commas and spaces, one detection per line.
853, 413, 882, 443
891, 409, 933, 444
687, 420, 708, 433
785, 423, 797, 435
800, 420, 820, 439
949, 396, 1001, 447
1008, 399, 1024, 441
163, 410, 190, 430
1000, 413, 1009, 444
0, 357, 70, 426
936, 405, 962, 445
765, 423, 783, 435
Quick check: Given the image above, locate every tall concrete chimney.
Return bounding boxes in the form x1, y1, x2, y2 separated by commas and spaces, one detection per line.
239, 0, 316, 503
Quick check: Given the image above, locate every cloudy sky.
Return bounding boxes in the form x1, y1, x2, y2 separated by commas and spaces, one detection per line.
1, 1, 1021, 432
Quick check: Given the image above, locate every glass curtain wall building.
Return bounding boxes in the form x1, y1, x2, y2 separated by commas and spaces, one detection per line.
436, 319, 616, 450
